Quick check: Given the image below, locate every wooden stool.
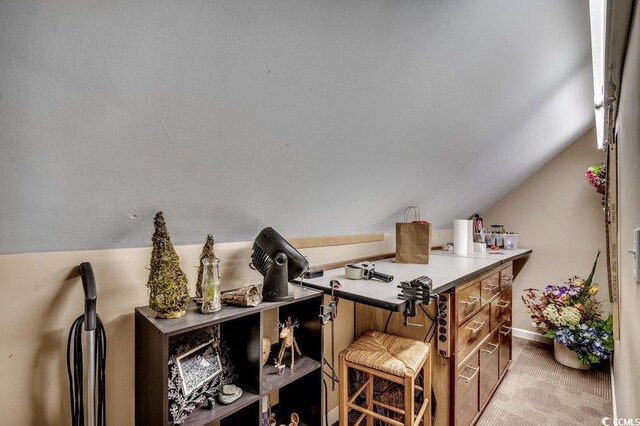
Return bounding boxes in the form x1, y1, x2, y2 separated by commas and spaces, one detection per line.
339, 331, 431, 426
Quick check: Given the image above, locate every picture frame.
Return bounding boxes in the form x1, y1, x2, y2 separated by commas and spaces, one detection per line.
175, 339, 223, 396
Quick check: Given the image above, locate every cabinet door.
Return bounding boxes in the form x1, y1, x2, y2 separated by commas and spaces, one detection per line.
479, 329, 500, 407
457, 282, 481, 324
499, 322, 512, 376
456, 351, 480, 426
500, 264, 514, 291
490, 288, 512, 330
457, 305, 490, 362
480, 273, 500, 305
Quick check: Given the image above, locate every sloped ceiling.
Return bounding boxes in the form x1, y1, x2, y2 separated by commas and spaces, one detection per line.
0, 1, 595, 254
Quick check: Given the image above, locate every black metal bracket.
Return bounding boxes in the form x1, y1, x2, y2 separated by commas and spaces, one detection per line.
397, 276, 436, 327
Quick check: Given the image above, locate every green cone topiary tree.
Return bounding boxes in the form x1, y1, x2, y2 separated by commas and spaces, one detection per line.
195, 234, 216, 300
147, 212, 190, 318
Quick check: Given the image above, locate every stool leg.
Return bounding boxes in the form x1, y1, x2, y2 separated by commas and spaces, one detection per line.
339, 353, 348, 426
422, 355, 431, 426
365, 372, 373, 426
404, 371, 415, 426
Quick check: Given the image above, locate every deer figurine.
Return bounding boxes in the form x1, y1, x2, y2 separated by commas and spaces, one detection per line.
276, 317, 302, 369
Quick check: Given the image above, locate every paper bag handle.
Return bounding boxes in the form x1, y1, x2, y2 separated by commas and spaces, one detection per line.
403, 206, 420, 223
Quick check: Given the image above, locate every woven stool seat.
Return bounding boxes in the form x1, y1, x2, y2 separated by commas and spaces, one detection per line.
342, 330, 430, 378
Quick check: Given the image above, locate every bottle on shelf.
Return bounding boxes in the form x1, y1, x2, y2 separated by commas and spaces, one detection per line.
201, 257, 222, 314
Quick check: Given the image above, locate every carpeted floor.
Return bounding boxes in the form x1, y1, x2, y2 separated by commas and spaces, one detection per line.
335, 337, 612, 426
476, 337, 612, 426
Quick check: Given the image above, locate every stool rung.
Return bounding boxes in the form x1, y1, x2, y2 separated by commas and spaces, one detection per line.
347, 402, 404, 426
413, 398, 429, 424
345, 361, 405, 384
373, 399, 404, 415
348, 377, 371, 405
353, 411, 366, 426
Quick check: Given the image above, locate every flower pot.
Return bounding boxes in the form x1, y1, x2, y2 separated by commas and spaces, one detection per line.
553, 339, 591, 370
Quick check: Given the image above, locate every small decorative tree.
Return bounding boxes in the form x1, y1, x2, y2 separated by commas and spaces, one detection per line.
147, 212, 190, 318
195, 234, 216, 300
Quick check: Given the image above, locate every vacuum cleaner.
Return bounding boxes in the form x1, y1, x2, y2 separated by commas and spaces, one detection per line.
67, 262, 107, 426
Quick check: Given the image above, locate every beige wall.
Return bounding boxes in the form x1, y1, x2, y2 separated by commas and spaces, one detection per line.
613, 3, 640, 417
482, 128, 610, 333
0, 230, 451, 424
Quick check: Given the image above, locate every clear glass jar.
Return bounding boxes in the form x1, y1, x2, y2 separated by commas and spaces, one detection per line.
201, 257, 222, 314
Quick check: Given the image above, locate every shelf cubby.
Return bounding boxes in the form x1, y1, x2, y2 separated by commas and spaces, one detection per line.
135, 284, 323, 426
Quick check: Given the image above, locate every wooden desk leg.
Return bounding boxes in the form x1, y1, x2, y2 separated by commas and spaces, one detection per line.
339, 353, 348, 426
405, 371, 415, 426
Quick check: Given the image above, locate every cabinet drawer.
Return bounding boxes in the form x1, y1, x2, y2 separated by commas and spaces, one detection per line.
500, 263, 514, 290
499, 322, 512, 376
490, 288, 512, 330
456, 351, 480, 426
458, 305, 490, 362
480, 273, 500, 305
479, 329, 500, 407
457, 282, 481, 324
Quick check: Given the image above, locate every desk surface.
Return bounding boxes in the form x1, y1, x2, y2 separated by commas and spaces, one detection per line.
294, 248, 531, 311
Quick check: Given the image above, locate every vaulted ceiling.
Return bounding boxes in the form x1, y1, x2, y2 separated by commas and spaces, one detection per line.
0, 1, 595, 253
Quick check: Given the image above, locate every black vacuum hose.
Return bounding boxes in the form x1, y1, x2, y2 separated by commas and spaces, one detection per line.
67, 314, 107, 426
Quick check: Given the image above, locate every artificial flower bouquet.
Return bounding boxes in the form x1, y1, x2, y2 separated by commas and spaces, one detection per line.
585, 162, 606, 195
522, 252, 613, 365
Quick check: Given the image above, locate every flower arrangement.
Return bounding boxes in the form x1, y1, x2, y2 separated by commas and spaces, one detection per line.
585, 162, 606, 195
522, 252, 613, 365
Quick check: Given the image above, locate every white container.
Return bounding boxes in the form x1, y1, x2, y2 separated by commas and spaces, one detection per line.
502, 234, 519, 250
553, 340, 591, 370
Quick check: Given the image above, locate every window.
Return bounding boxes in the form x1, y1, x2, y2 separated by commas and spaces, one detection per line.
589, 0, 607, 149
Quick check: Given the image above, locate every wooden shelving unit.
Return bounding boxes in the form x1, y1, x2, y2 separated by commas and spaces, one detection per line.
135, 285, 323, 426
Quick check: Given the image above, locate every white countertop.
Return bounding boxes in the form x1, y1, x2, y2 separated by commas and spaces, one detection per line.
430, 248, 532, 263
294, 248, 531, 311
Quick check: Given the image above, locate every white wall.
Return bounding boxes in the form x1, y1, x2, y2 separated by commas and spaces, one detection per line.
482, 128, 609, 333
613, 3, 640, 417
0, 0, 595, 253
0, 229, 450, 424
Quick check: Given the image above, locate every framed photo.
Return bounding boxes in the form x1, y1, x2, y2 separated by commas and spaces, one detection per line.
474, 217, 484, 234
176, 339, 223, 395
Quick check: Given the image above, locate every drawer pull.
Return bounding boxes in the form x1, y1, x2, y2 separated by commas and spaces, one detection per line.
465, 320, 486, 333
481, 343, 499, 354
459, 365, 480, 382
483, 284, 499, 291
499, 326, 512, 336
460, 296, 480, 306
496, 300, 511, 308
502, 275, 513, 282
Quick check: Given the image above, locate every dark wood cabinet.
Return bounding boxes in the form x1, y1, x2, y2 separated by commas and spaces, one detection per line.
499, 323, 512, 377
452, 261, 514, 426
135, 285, 323, 426
353, 256, 526, 426
479, 329, 500, 407
456, 351, 480, 426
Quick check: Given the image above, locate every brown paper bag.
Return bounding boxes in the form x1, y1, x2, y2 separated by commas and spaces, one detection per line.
396, 206, 431, 264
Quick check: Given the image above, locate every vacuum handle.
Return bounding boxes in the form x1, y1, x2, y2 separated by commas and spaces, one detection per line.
79, 262, 97, 331
372, 271, 394, 282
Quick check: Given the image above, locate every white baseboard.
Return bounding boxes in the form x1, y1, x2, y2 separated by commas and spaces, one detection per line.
512, 327, 552, 345
324, 406, 339, 426
610, 358, 617, 419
